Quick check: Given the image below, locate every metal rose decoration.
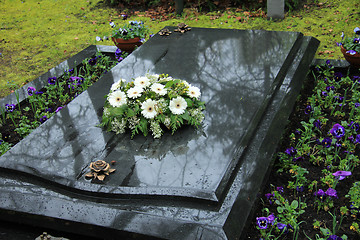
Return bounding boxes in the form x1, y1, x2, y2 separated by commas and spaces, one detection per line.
85, 160, 115, 181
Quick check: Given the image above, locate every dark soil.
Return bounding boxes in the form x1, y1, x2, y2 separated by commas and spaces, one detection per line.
243, 65, 360, 240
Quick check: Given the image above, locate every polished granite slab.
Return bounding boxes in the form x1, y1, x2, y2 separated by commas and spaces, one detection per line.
0, 27, 319, 239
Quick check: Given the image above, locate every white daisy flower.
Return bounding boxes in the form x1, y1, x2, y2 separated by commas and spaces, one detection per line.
146, 74, 160, 82
141, 99, 158, 119
108, 90, 127, 107
110, 78, 126, 92
169, 96, 187, 115
151, 83, 167, 96
127, 86, 143, 99
187, 85, 201, 99
134, 76, 150, 88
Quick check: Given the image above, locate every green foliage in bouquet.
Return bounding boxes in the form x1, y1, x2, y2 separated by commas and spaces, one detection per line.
100, 74, 206, 138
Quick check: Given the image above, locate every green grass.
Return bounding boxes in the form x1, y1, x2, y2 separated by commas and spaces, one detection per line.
0, 0, 359, 98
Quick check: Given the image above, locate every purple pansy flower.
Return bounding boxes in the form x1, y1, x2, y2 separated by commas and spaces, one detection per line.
326, 86, 335, 91
332, 171, 352, 180
330, 124, 345, 139
322, 137, 332, 147
304, 105, 312, 114
48, 77, 57, 85
355, 134, 360, 144
354, 27, 360, 35
265, 193, 275, 204
276, 186, 284, 193
256, 217, 268, 229
315, 189, 325, 200
334, 72, 343, 81
267, 213, 276, 224
5, 104, 16, 112
353, 38, 360, 44
285, 147, 297, 156
39, 115, 48, 123
325, 188, 337, 198
27, 87, 36, 96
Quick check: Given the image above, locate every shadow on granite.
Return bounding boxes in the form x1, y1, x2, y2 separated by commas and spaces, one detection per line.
0, 27, 319, 239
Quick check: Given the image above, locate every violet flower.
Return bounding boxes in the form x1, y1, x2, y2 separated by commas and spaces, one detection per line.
285, 147, 297, 156
334, 72, 343, 82
39, 115, 48, 123
347, 50, 357, 55
5, 104, 15, 112
27, 87, 36, 96
315, 189, 325, 200
332, 170, 351, 180
256, 217, 268, 229
304, 105, 312, 114
330, 124, 345, 139
322, 137, 332, 148
325, 188, 337, 198
48, 77, 57, 85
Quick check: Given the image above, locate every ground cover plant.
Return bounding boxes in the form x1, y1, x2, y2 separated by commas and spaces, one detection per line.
0, 49, 127, 155
244, 63, 360, 239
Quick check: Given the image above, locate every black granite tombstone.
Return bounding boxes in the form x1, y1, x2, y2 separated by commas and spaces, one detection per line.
0, 27, 319, 239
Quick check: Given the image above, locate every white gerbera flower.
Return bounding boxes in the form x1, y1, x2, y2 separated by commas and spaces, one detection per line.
134, 76, 150, 88
127, 86, 143, 99
187, 85, 201, 99
151, 83, 167, 96
169, 96, 187, 115
141, 99, 158, 119
108, 90, 127, 107
110, 78, 126, 92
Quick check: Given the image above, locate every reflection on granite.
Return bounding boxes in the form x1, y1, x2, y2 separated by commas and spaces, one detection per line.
0, 27, 319, 239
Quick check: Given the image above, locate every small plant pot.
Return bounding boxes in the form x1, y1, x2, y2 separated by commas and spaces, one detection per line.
341, 45, 360, 68
111, 37, 143, 53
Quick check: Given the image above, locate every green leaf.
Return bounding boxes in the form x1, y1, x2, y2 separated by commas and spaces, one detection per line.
277, 206, 283, 213
185, 98, 193, 107
139, 118, 148, 136
165, 80, 175, 89
291, 200, 299, 209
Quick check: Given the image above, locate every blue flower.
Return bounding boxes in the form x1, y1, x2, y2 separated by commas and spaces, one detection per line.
109, 22, 115, 28
5, 104, 16, 112
325, 188, 337, 198
285, 147, 297, 156
332, 170, 351, 180
353, 38, 360, 44
334, 72, 343, 81
330, 124, 345, 139
304, 105, 312, 114
256, 217, 268, 229
95, 36, 103, 42
354, 27, 360, 35
27, 87, 36, 96
315, 189, 325, 199
355, 134, 360, 144
39, 115, 48, 123
347, 50, 357, 55
88, 57, 97, 66
322, 137, 332, 148
48, 77, 57, 85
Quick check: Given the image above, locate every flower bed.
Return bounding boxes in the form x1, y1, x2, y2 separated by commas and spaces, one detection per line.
0, 46, 128, 156
245, 61, 360, 239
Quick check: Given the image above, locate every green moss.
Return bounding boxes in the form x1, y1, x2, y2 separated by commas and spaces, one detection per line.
0, 0, 359, 98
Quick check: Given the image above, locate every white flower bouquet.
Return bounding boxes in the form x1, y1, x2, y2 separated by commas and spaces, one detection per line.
100, 74, 206, 139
